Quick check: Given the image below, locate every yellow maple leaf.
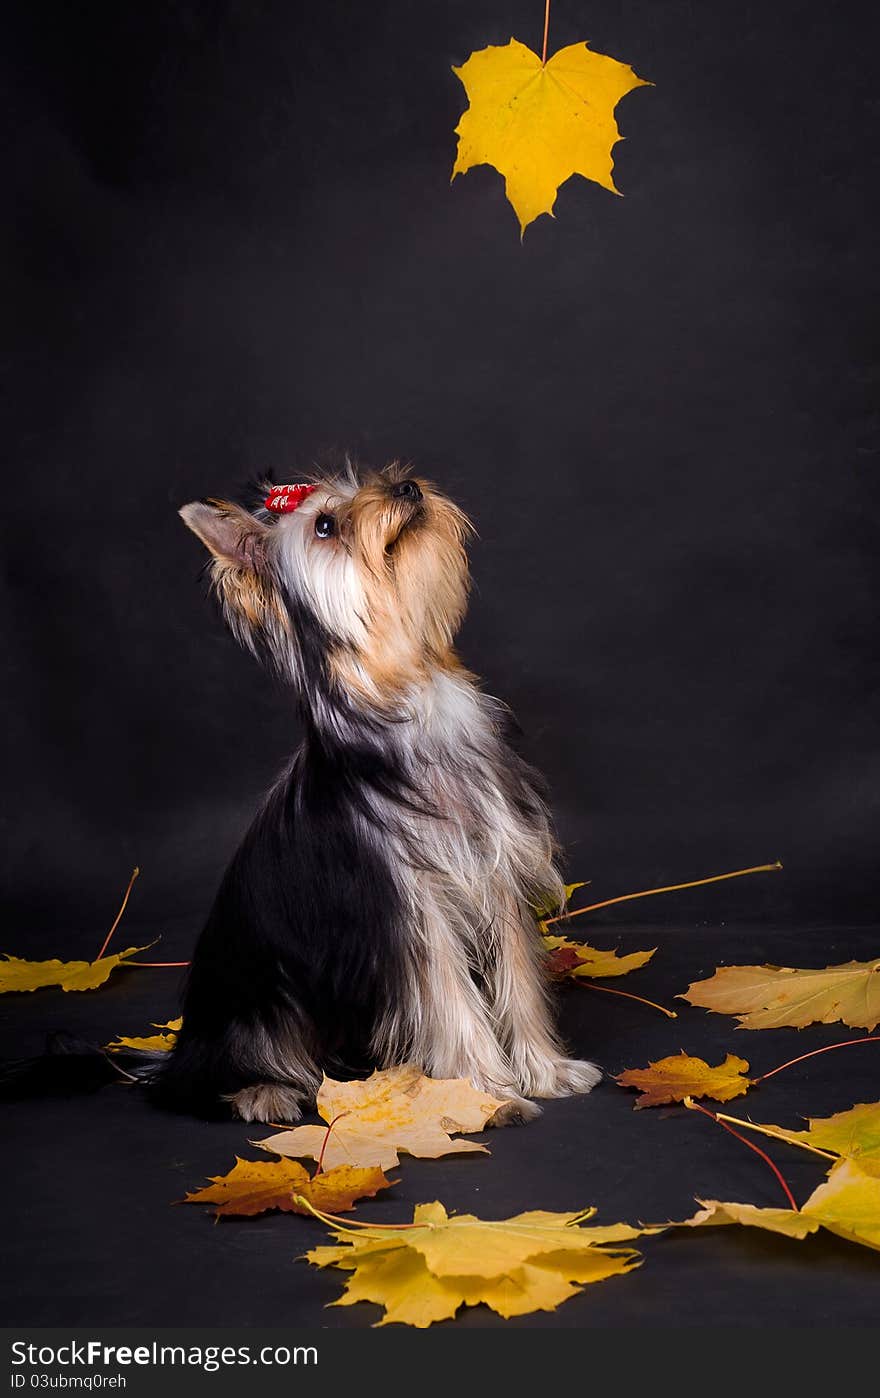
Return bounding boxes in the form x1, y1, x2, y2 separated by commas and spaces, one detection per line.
254, 1065, 506, 1171
182, 1156, 392, 1219
452, 38, 650, 235
0, 946, 150, 994
532, 881, 588, 920
800, 1159, 880, 1250
616, 1052, 754, 1109
676, 1198, 820, 1242
542, 933, 655, 979
674, 1160, 880, 1254
304, 1200, 641, 1326
777, 1101, 880, 1178
680, 958, 880, 1031
332, 1249, 587, 1327
105, 1033, 174, 1052
727, 1101, 880, 1180
105, 1018, 182, 1054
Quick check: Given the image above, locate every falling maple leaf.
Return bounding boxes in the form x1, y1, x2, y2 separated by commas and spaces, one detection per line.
673, 1159, 880, 1254
616, 1052, 754, 1110
182, 1156, 392, 1219
681, 957, 880, 1031
105, 1018, 183, 1053
0, 946, 151, 994
724, 1101, 880, 1179
303, 1200, 641, 1326
451, 37, 649, 235
255, 1065, 507, 1171
542, 934, 655, 980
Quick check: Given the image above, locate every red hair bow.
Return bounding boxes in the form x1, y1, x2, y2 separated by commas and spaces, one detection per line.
264, 483, 316, 514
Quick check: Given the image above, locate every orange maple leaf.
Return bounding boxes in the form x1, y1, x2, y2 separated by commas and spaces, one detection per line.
182, 1156, 393, 1219
616, 1052, 754, 1109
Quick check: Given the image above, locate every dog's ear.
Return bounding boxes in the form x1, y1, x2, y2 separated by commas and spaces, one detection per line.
179, 499, 288, 667
179, 500, 269, 571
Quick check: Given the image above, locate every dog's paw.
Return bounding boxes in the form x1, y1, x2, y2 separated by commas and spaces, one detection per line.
487, 1094, 543, 1127
548, 1058, 602, 1096
513, 1053, 602, 1098
226, 1083, 307, 1123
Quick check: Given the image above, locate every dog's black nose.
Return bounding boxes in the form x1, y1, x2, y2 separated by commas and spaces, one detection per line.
391, 480, 422, 502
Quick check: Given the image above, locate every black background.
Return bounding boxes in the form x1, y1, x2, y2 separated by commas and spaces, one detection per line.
2, 0, 879, 1331
4, 0, 879, 943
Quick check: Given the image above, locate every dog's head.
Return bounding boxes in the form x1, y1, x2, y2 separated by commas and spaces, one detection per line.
179, 464, 472, 708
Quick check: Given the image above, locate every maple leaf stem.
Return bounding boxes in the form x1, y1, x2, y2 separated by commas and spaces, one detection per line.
541, 0, 551, 65
712, 1112, 838, 1162
316, 1112, 351, 1175
754, 1036, 880, 1085
542, 861, 782, 928
124, 960, 191, 968
577, 980, 677, 1018
684, 1096, 798, 1210
102, 1050, 138, 1083
94, 866, 140, 960
294, 1196, 420, 1231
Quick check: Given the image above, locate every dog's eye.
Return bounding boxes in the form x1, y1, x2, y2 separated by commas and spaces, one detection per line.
314, 513, 335, 539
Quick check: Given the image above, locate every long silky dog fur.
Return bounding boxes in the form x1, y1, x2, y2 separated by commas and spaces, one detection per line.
3, 463, 599, 1123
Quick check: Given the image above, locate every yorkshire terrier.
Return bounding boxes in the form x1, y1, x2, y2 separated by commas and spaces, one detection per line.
155, 464, 599, 1123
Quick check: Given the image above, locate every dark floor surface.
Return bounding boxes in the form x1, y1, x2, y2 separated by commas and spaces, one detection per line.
2, 919, 878, 1328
